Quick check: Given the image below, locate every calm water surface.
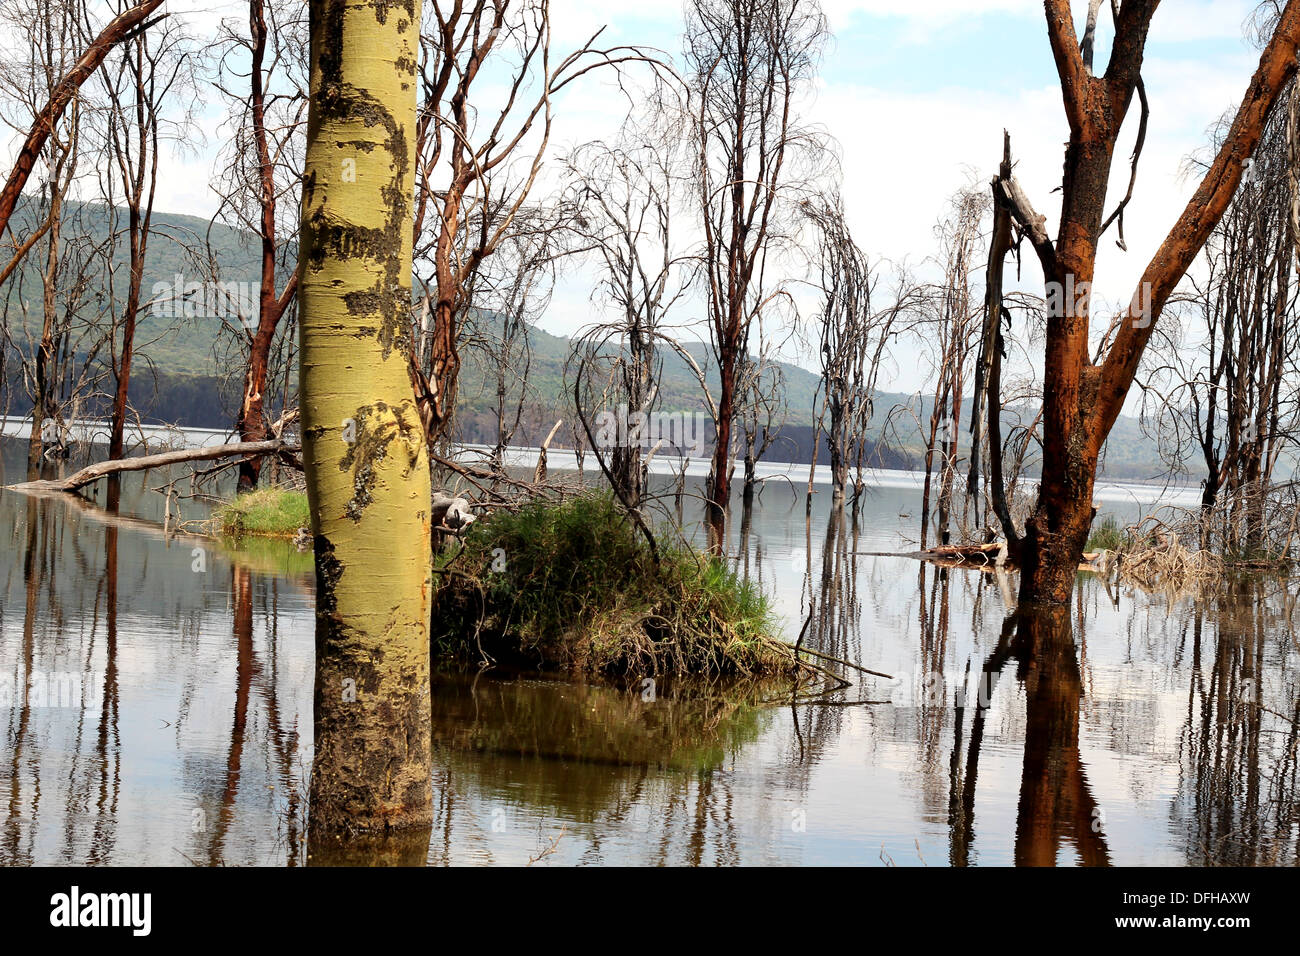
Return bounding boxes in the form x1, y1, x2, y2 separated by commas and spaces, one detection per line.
2, 440, 1298, 866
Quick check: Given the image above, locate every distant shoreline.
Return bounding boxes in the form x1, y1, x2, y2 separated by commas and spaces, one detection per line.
1, 416, 1202, 505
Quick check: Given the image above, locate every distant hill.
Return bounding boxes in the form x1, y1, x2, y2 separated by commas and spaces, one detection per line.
2, 200, 275, 375
1, 202, 1174, 477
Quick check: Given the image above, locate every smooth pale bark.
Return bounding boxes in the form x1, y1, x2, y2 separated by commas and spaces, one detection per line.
300, 0, 433, 835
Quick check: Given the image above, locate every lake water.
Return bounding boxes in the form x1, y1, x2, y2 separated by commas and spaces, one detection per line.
2, 437, 1298, 866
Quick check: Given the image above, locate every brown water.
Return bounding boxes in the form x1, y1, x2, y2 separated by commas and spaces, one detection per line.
2, 442, 1299, 866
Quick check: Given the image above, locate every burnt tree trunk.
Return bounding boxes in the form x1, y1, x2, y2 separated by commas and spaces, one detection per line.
236, 0, 298, 492
707, 344, 737, 547
991, 2, 1300, 605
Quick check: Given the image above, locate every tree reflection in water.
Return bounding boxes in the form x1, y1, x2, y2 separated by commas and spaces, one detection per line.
4, 462, 1300, 865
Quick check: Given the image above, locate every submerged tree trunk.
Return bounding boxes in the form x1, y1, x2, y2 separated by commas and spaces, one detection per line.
989, 3, 1300, 605
742, 441, 757, 514
1018, 385, 1106, 605
919, 402, 942, 550
29, 187, 64, 477
706, 348, 737, 548
828, 398, 847, 503
109, 205, 146, 465
300, 0, 432, 837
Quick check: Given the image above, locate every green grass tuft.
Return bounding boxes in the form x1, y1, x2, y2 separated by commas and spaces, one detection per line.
1086, 514, 1126, 552
212, 487, 310, 538
433, 492, 791, 678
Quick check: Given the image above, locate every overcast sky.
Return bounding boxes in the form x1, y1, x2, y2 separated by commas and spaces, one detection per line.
16, 0, 1271, 394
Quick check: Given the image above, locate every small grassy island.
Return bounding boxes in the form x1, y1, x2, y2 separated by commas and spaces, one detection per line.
433, 493, 804, 678
212, 486, 310, 538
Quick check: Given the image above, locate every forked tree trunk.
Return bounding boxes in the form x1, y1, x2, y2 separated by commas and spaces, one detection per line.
299, 0, 433, 837
236, 0, 299, 493
1001, 2, 1300, 605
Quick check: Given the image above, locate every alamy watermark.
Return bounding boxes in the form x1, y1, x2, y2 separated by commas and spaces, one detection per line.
593, 404, 709, 459
885, 669, 1256, 710
49, 886, 150, 936
151, 273, 258, 327
0, 670, 105, 709
1045, 275, 1154, 328
887, 669, 1003, 710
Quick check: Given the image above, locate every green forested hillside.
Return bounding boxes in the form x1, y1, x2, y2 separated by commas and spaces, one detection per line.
2, 200, 275, 375
2, 202, 1174, 476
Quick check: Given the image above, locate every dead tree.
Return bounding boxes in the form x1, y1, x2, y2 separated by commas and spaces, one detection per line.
686, 0, 827, 547
918, 186, 986, 548
459, 202, 569, 479
209, 0, 305, 490
408, 0, 661, 450
736, 338, 787, 513
562, 135, 694, 510
1145, 91, 1300, 556
0, 0, 162, 248
803, 194, 917, 511
98, 7, 191, 474
805, 195, 867, 508
0, 0, 111, 473
0, 202, 111, 475
981, 0, 1300, 604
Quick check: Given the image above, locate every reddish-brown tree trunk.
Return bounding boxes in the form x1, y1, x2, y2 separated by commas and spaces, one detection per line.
236, 287, 287, 492
0, 0, 163, 241
707, 344, 737, 547
236, 0, 297, 492
110, 206, 145, 463
1011, 1, 1300, 605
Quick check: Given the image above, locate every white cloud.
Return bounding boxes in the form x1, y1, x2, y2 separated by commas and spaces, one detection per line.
1, 0, 1272, 400
1144, 0, 1257, 44
821, 0, 1033, 30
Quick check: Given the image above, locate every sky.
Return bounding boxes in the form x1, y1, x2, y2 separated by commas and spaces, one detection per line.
6, 0, 1273, 394
551, 0, 1269, 393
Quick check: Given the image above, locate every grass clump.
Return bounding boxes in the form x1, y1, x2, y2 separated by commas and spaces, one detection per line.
433, 492, 795, 678
212, 486, 310, 538
1085, 514, 1126, 552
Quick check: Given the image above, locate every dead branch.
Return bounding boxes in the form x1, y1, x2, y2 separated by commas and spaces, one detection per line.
7, 438, 296, 492
0, 0, 165, 244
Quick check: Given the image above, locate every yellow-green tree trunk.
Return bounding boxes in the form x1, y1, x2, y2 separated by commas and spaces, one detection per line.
300, 0, 431, 836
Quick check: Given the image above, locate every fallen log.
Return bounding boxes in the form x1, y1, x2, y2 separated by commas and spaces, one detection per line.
921, 544, 1105, 575
921, 541, 1007, 567
6, 439, 298, 493
927, 542, 1002, 556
